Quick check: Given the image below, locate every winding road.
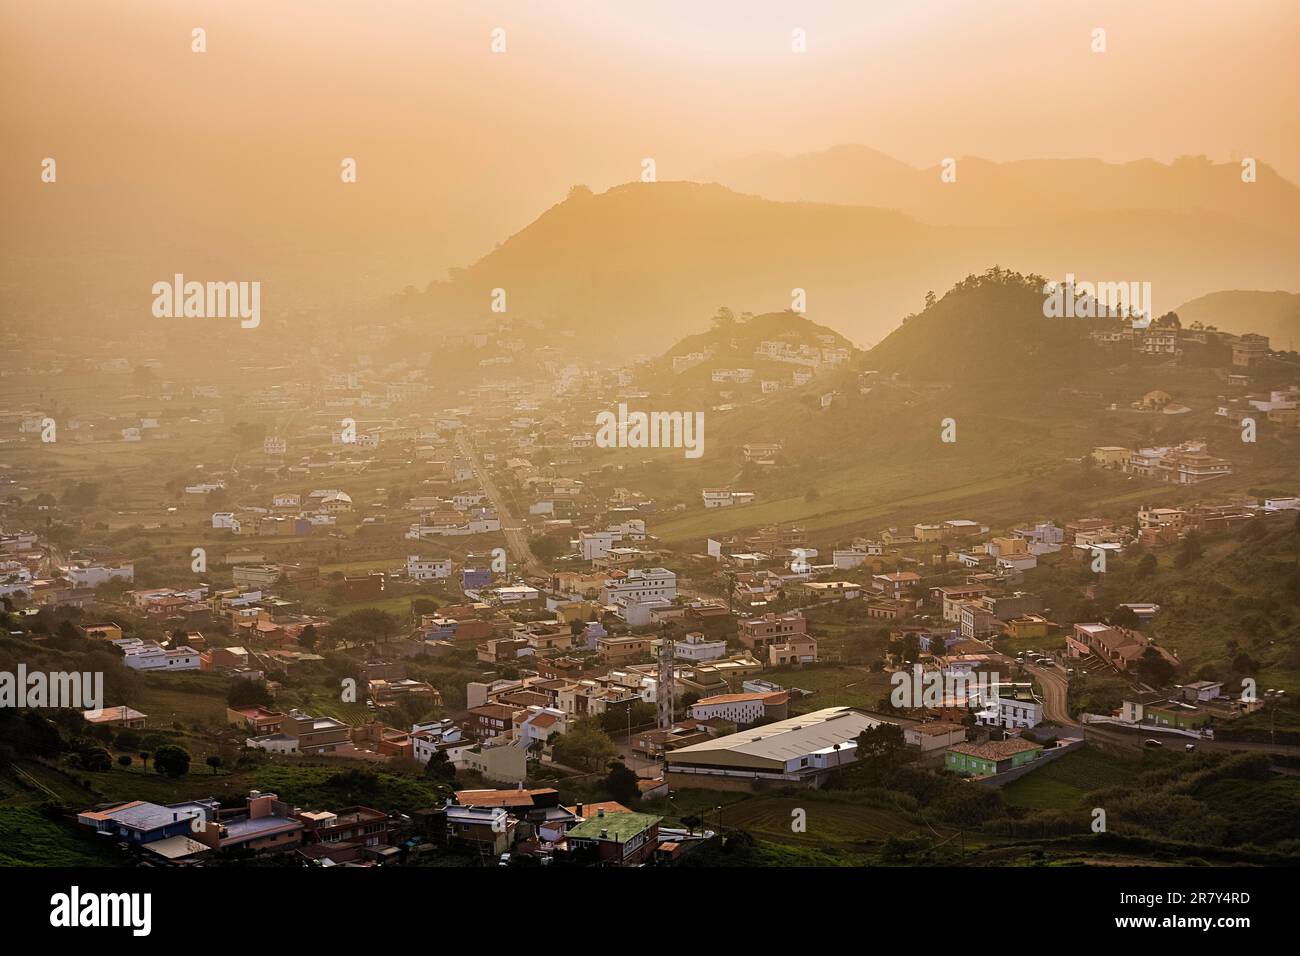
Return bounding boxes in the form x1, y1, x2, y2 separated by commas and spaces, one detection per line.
1021, 660, 1300, 757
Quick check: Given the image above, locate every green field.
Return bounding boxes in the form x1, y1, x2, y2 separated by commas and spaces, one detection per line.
1000, 747, 1143, 810
721, 795, 939, 846
0, 806, 122, 867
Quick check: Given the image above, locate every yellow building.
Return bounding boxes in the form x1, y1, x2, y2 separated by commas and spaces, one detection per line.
1091, 446, 1131, 468
990, 536, 1027, 556
1004, 615, 1051, 639
556, 601, 601, 624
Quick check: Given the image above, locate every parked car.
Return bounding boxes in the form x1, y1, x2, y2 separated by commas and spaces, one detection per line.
1144, 738, 1163, 748
1185, 743, 1196, 752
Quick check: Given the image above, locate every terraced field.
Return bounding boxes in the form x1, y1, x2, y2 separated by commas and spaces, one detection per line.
720, 795, 941, 847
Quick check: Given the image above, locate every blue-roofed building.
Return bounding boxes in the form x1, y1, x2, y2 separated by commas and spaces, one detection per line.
462, 567, 493, 590
78, 799, 219, 844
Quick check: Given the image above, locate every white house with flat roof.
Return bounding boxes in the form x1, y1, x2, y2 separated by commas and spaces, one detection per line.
407, 555, 453, 581
601, 567, 677, 605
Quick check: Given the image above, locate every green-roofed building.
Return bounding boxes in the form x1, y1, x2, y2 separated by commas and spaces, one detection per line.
565, 808, 662, 866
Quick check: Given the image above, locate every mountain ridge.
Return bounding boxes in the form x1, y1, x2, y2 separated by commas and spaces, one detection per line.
403, 178, 1300, 349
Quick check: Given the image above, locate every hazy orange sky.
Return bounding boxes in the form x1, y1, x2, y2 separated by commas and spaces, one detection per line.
3, 0, 1297, 309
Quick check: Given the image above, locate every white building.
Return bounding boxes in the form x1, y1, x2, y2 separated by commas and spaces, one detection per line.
407, 555, 453, 581
410, 719, 470, 765
404, 510, 501, 539
1263, 497, 1300, 511
832, 548, 875, 570
516, 707, 567, 749
607, 518, 647, 540
577, 531, 620, 561
489, 584, 542, 604
185, 482, 225, 495
702, 489, 756, 509
670, 632, 728, 662
689, 691, 787, 725
63, 561, 134, 588
702, 489, 734, 509
666, 707, 880, 784
601, 567, 677, 605
122, 642, 202, 672
974, 687, 1043, 729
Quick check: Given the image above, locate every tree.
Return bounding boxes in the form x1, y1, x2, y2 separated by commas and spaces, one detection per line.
51, 619, 84, 651
1174, 532, 1203, 569
117, 754, 133, 768
1136, 553, 1158, 578
881, 833, 931, 863
205, 755, 223, 775
1136, 647, 1176, 687
932, 785, 1003, 854
552, 717, 616, 771
855, 722, 905, 764
900, 633, 921, 666
62, 481, 101, 509
81, 747, 113, 772
605, 761, 640, 805
10, 712, 62, 758
599, 701, 655, 736
1232, 651, 1258, 674
227, 678, 273, 709
298, 624, 318, 651
331, 609, 400, 649
153, 745, 191, 778
530, 535, 564, 562
1110, 605, 1140, 629
425, 750, 456, 782
139, 751, 151, 771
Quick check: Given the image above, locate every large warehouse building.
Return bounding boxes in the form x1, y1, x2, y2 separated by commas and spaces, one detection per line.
664, 706, 890, 790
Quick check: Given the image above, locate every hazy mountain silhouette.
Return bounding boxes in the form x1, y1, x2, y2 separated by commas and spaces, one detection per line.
409, 178, 1300, 349
700, 147, 1300, 233
1174, 290, 1300, 350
